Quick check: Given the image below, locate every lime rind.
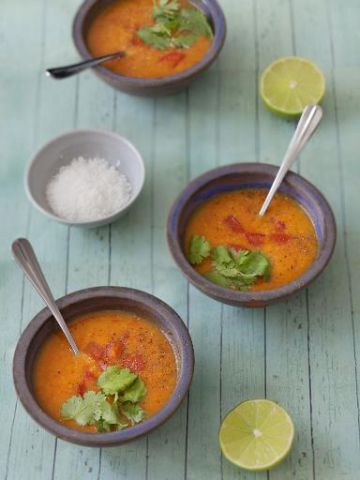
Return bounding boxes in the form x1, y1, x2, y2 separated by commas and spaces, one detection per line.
260, 56, 326, 117
219, 399, 295, 471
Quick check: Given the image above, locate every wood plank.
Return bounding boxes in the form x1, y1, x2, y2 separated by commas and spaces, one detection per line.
221, 308, 266, 480
256, 0, 295, 164
217, 2, 267, 480
7, 224, 68, 480
52, 73, 115, 480
6, 0, 80, 478
0, 2, 41, 472
218, 0, 257, 163
265, 295, 314, 479
252, 1, 317, 478
184, 58, 223, 480
99, 92, 155, 479
0, 0, 50, 479
0, 0, 44, 474
326, 0, 360, 475
2, 0, 360, 479
292, 1, 360, 478
146, 93, 189, 480
257, 48, 313, 476
330, 12, 360, 450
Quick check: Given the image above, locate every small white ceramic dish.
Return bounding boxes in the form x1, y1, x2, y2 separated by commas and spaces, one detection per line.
25, 129, 145, 228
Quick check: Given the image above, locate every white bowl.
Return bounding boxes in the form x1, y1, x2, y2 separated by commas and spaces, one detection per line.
25, 129, 145, 228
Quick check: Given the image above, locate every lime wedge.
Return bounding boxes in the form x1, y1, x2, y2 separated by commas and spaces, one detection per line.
260, 56, 325, 117
219, 399, 295, 471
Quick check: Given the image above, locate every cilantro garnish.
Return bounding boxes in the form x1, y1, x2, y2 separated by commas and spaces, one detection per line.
97, 366, 137, 397
188, 235, 211, 265
119, 377, 147, 403
211, 246, 271, 290
120, 402, 146, 426
188, 234, 272, 290
153, 0, 180, 20
61, 392, 94, 426
212, 246, 242, 278
61, 366, 147, 432
95, 396, 127, 430
203, 270, 233, 289
137, 0, 212, 50
61, 391, 124, 429
179, 7, 213, 38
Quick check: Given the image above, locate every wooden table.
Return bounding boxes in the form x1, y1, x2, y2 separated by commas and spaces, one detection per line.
1, 0, 360, 478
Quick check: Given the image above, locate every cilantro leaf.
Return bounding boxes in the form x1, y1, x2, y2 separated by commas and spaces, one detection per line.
137, 26, 172, 50
207, 245, 271, 291
61, 395, 89, 425
120, 402, 146, 425
61, 391, 106, 426
172, 33, 199, 49
61, 365, 149, 432
203, 270, 232, 288
211, 246, 241, 278
96, 399, 118, 424
188, 235, 211, 265
97, 366, 137, 396
178, 8, 213, 38
119, 377, 147, 403
234, 250, 271, 280
137, 0, 212, 50
227, 251, 260, 284
96, 418, 112, 432
153, 0, 180, 20
212, 245, 231, 264
61, 391, 126, 431
97, 399, 127, 430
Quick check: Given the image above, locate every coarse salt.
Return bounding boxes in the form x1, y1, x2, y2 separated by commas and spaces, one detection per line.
46, 157, 132, 222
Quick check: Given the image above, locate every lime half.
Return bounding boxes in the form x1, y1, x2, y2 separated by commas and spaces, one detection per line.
260, 56, 325, 117
219, 399, 295, 471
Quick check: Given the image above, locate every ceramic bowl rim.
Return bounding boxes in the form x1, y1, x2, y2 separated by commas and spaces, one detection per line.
25, 128, 146, 227
72, 0, 226, 89
13, 286, 194, 447
167, 162, 337, 307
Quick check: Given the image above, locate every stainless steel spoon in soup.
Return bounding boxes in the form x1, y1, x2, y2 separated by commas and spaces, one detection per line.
12, 238, 79, 355
46, 51, 125, 79
258, 104, 323, 216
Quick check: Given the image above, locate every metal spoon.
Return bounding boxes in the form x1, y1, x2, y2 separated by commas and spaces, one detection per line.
12, 238, 79, 355
46, 51, 125, 79
258, 104, 323, 216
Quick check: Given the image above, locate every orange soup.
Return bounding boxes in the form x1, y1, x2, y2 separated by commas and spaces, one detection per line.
33, 311, 177, 432
184, 189, 318, 291
87, 0, 212, 78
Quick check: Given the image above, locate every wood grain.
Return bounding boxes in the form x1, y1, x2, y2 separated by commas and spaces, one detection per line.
1, 0, 360, 479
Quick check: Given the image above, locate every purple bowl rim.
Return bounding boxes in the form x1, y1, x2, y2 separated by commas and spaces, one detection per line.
72, 0, 226, 88
167, 162, 337, 305
13, 286, 194, 447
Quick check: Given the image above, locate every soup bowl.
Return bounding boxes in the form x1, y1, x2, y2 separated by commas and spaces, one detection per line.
13, 287, 194, 447
72, 0, 226, 96
167, 163, 336, 307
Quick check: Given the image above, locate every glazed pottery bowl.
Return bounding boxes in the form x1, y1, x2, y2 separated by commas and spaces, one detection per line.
26, 129, 145, 228
72, 0, 226, 96
167, 163, 336, 308
13, 287, 194, 447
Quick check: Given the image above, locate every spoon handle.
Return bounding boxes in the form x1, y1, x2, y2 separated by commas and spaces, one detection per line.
258, 104, 323, 216
12, 238, 79, 355
46, 51, 125, 79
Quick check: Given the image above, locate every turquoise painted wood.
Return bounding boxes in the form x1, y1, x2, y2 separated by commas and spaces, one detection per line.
1, 0, 360, 478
